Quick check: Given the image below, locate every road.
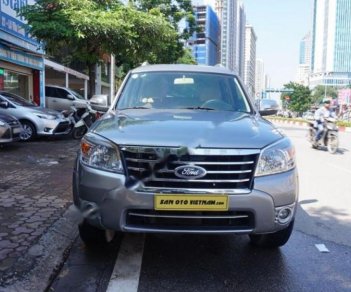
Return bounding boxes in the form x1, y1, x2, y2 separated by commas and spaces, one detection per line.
47, 124, 351, 292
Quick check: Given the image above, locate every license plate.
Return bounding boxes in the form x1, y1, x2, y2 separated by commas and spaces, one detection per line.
154, 194, 228, 211
13, 128, 21, 134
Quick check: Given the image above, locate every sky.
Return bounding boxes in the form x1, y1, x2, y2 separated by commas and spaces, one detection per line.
203, 0, 314, 89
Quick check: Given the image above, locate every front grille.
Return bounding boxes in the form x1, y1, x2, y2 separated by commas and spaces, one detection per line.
53, 121, 70, 133
121, 146, 260, 190
126, 209, 255, 231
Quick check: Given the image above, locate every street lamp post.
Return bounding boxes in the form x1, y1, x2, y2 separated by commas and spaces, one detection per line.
324, 72, 330, 100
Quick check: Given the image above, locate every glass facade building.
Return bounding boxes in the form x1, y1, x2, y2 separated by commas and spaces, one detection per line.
191, 5, 220, 66
311, 0, 351, 88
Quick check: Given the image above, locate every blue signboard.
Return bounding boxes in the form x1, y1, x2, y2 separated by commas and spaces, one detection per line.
0, 0, 43, 53
0, 43, 43, 70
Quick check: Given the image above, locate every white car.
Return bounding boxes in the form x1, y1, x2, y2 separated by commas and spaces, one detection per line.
45, 85, 89, 111
0, 91, 71, 141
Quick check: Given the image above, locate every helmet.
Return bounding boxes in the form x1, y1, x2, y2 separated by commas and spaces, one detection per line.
322, 98, 331, 104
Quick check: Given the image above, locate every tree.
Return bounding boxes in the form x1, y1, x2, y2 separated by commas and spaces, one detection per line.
176, 48, 196, 64
281, 82, 312, 114
311, 85, 338, 105
130, 0, 197, 64
20, 0, 179, 96
131, 0, 196, 40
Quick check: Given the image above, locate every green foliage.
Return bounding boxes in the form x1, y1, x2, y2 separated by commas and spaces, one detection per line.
311, 85, 338, 105
132, 0, 196, 40
280, 82, 312, 114
126, 0, 197, 66
337, 120, 351, 127
19, 0, 179, 94
176, 48, 196, 64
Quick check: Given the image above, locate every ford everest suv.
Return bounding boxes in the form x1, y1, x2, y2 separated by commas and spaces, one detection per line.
73, 64, 298, 248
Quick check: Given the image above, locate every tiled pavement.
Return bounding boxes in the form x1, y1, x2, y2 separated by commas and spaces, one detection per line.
0, 137, 80, 287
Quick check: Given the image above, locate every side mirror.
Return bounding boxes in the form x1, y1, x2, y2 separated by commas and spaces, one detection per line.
259, 109, 278, 116
67, 94, 75, 100
0, 101, 9, 108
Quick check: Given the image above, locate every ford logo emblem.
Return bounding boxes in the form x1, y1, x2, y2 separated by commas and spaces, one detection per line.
174, 165, 207, 179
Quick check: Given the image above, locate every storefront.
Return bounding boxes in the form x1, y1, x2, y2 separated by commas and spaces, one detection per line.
0, 0, 45, 105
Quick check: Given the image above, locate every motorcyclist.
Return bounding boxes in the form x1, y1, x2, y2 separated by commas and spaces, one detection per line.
314, 98, 336, 143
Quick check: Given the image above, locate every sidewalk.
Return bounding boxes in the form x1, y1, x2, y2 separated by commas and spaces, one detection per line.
0, 137, 81, 289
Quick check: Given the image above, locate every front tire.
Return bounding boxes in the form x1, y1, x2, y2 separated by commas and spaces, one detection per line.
327, 135, 338, 154
20, 120, 36, 141
78, 219, 116, 247
249, 220, 294, 248
72, 125, 87, 139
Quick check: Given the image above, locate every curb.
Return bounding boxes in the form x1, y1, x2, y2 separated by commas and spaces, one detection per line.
1, 205, 82, 292
267, 118, 351, 133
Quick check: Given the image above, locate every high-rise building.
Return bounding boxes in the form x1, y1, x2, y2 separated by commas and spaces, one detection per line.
296, 32, 312, 86
310, 0, 351, 88
216, 0, 246, 76
244, 25, 257, 99
237, 2, 246, 78
190, 5, 220, 65
255, 59, 265, 98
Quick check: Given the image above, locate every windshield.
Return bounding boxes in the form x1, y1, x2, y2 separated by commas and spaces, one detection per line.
0, 92, 36, 107
70, 89, 85, 100
116, 72, 251, 112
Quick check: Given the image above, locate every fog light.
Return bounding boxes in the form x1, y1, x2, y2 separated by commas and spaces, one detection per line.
44, 127, 51, 132
277, 208, 291, 224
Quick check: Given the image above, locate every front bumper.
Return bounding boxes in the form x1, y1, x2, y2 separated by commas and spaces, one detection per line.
73, 159, 298, 234
0, 124, 22, 143
36, 118, 71, 136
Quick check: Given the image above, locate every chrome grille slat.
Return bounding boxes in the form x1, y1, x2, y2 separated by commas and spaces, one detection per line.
126, 158, 158, 163
149, 178, 250, 183
157, 169, 252, 174
171, 161, 255, 165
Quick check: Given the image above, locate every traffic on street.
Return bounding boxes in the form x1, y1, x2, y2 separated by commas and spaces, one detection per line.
1, 123, 350, 291
1, 0, 351, 291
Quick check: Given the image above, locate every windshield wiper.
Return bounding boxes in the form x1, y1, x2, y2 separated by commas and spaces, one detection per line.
119, 106, 150, 110
182, 106, 215, 111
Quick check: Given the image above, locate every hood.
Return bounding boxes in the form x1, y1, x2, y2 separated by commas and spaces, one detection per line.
92, 109, 284, 149
0, 112, 18, 123
25, 106, 62, 117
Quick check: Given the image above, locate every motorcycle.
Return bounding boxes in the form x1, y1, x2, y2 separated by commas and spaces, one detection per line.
71, 104, 102, 139
307, 117, 339, 154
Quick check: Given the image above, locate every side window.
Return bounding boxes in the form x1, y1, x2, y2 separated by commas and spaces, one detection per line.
56, 89, 69, 99
45, 87, 55, 96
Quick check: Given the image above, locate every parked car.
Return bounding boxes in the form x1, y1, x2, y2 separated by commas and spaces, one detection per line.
0, 91, 71, 141
0, 112, 22, 144
73, 64, 298, 249
45, 85, 90, 111
256, 98, 280, 116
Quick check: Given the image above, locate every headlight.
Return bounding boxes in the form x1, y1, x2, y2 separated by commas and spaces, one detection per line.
36, 114, 56, 120
0, 120, 6, 126
80, 136, 124, 173
255, 138, 296, 177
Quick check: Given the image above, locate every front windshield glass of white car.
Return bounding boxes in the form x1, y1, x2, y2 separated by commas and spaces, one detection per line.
70, 89, 85, 100
0, 92, 36, 107
116, 72, 251, 112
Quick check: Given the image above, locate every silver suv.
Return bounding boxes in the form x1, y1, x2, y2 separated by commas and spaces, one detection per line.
73, 65, 298, 248
45, 85, 89, 111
